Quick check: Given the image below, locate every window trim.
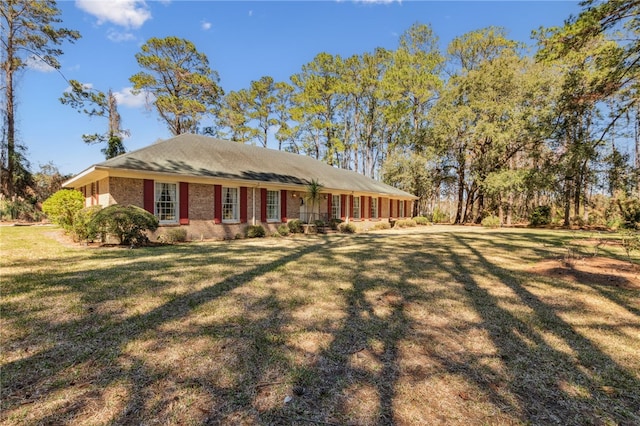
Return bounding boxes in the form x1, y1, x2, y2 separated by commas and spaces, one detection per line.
352, 196, 361, 220
266, 189, 280, 222
155, 182, 179, 224
222, 186, 239, 223
331, 195, 341, 220
371, 197, 378, 219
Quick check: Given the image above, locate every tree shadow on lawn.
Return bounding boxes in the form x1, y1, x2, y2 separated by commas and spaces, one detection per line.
3, 230, 639, 425
258, 238, 414, 425
1, 239, 329, 424
442, 234, 640, 425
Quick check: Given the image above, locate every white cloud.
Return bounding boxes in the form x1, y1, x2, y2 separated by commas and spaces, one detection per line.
107, 28, 136, 42
201, 20, 212, 31
248, 10, 253, 17
114, 87, 154, 108
25, 55, 56, 73
75, 0, 151, 29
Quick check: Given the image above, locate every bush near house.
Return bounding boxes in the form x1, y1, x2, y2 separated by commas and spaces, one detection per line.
338, 222, 356, 233
395, 219, 417, 228
329, 218, 343, 230
71, 205, 103, 242
41, 189, 84, 231
372, 221, 391, 230
158, 227, 188, 243
246, 225, 266, 238
277, 224, 290, 236
288, 219, 303, 233
90, 205, 159, 246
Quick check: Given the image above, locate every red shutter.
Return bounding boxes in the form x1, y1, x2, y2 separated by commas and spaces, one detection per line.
143, 179, 154, 214
214, 185, 222, 224
405, 200, 409, 218
280, 190, 287, 222
361, 196, 366, 219
378, 197, 382, 218
341, 195, 346, 220
179, 182, 189, 224
327, 193, 332, 218
240, 186, 248, 223
260, 188, 267, 222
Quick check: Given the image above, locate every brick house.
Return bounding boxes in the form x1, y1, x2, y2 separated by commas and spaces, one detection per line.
63, 134, 417, 240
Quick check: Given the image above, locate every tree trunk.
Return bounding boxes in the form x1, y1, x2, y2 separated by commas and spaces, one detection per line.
454, 168, 465, 224
506, 191, 514, 226
2, 17, 16, 197
563, 178, 571, 227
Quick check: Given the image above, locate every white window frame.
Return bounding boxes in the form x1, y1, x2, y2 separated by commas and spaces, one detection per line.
222, 187, 239, 223
331, 195, 341, 220
371, 197, 378, 219
353, 196, 360, 220
155, 182, 178, 224
266, 190, 280, 222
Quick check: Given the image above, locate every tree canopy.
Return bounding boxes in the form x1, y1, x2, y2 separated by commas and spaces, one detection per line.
130, 36, 224, 136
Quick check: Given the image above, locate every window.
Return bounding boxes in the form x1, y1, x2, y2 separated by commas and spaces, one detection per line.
155, 182, 178, 223
331, 195, 341, 219
352, 196, 360, 220
222, 187, 239, 222
399, 200, 405, 217
266, 190, 280, 222
371, 197, 378, 219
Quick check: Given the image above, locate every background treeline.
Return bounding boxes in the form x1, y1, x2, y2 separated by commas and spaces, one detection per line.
2, 0, 638, 227
204, 12, 638, 227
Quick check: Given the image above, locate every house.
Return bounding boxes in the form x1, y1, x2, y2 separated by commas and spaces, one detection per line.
63, 134, 417, 240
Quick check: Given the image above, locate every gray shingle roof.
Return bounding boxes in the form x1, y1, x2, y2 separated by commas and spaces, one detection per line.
73, 134, 416, 198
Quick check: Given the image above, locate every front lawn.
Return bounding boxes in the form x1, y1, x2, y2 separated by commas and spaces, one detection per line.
1, 225, 638, 425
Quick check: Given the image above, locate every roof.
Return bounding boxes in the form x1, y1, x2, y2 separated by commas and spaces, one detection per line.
64, 134, 417, 199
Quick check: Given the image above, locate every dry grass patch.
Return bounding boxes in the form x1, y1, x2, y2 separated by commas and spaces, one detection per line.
1, 225, 639, 425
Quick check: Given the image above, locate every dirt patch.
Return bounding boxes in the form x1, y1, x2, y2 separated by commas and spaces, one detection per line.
530, 256, 640, 289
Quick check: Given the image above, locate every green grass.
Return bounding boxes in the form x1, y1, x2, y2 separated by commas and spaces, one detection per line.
1, 225, 639, 425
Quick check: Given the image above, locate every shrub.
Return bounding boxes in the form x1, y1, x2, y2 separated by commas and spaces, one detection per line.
431, 207, 448, 224
413, 216, 431, 226
617, 195, 640, 230
159, 227, 188, 243
71, 205, 103, 242
620, 229, 640, 259
395, 219, 417, 228
288, 219, 303, 233
277, 224, 290, 236
530, 205, 551, 227
481, 215, 501, 228
90, 205, 158, 246
246, 225, 266, 238
42, 189, 84, 231
372, 221, 391, 230
587, 210, 605, 226
338, 222, 356, 233
329, 218, 343, 230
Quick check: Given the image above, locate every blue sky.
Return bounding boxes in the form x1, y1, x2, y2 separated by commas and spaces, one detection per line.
16, 0, 581, 176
